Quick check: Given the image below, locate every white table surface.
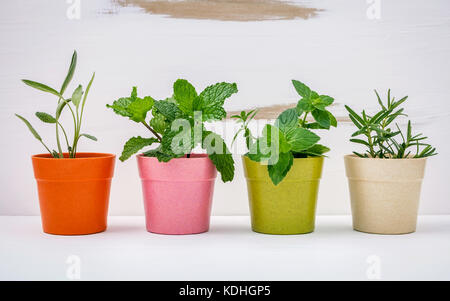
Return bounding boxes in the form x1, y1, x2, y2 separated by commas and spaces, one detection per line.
1, 215, 449, 281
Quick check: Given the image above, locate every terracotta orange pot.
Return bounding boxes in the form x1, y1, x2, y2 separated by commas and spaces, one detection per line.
32, 153, 116, 235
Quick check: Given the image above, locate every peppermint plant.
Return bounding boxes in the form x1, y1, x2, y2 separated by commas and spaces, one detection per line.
16, 51, 97, 158
232, 80, 337, 185
345, 89, 437, 158
107, 79, 237, 182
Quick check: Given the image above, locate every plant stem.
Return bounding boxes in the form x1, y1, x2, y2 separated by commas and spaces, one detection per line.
57, 122, 71, 151
366, 130, 375, 158
40, 140, 53, 156
141, 121, 162, 141
302, 112, 308, 126
55, 98, 64, 158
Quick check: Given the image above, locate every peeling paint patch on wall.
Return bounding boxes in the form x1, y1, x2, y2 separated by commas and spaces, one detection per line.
112, 0, 321, 21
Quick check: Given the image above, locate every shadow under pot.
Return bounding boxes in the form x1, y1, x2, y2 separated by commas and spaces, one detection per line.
32, 153, 116, 235
344, 155, 427, 235
242, 155, 324, 235
137, 154, 217, 235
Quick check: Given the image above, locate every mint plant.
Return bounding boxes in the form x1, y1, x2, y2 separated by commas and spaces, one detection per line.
16, 51, 97, 158
345, 89, 437, 158
107, 79, 237, 182
232, 80, 337, 185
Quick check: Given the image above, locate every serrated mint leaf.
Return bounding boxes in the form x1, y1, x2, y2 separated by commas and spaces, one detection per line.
35, 112, 56, 124
268, 152, 294, 185
275, 108, 298, 135
173, 79, 197, 115
312, 109, 331, 129
161, 127, 192, 157
127, 96, 154, 123
142, 146, 173, 162
106, 88, 154, 123
292, 80, 311, 98
286, 128, 320, 152
153, 100, 181, 122
202, 130, 235, 182
106, 97, 133, 118
297, 98, 314, 112
199, 82, 238, 121
149, 112, 168, 134
131, 86, 138, 99
314, 95, 334, 110
302, 144, 330, 156
120, 136, 159, 162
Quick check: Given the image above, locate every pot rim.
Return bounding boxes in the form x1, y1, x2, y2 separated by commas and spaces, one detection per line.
344, 154, 427, 161
137, 153, 209, 161
241, 154, 324, 161
32, 152, 116, 160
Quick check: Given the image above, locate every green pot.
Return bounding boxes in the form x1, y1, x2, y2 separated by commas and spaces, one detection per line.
242, 155, 324, 235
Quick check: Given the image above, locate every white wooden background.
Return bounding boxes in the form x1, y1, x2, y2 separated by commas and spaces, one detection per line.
0, 0, 449, 216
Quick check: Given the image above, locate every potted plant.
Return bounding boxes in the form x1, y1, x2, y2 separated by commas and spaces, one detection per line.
344, 90, 437, 234
17, 51, 115, 235
232, 80, 337, 234
107, 79, 237, 235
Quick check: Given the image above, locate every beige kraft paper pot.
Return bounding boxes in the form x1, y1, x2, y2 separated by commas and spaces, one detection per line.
344, 155, 427, 234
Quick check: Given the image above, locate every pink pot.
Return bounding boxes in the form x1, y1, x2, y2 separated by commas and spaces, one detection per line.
137, 154, 217, 235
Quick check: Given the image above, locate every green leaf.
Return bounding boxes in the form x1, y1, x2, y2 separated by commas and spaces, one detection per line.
199, 82, 238, 121
350, 138, 370, 147
71, 85, 83, 108
311, 109, 330, 129
106, 97, 133, 117
173, 79, 198, 115
127, 96, 154, 123
302, 144, 330, 156
56, 98, 71, 119
142, 146, 173, 162
80, 72, 95, 112
292, 80, 311, 98
22, 80, 62, 98
153, 100, 181, 122
263, 124, 290, 153
297, 98, 314, 112
374, 90, 386, 110
35, 112, 56, 124
268, 152, 294, 185
80, 134, 98, 141
120, 136, 159, 162
286, 127, 320, 152
161, 127, 193, 158
275, 108, 298, 134
314, 95, 334, 110
15, 114, 42, 141
60, 50, 77, 94
345, 105, 365, 126
149, 112, 168, 134
202, 130, 235, 182
107, 87, 154, 123
328, 111, 337, 127
305, 122, 327, 129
